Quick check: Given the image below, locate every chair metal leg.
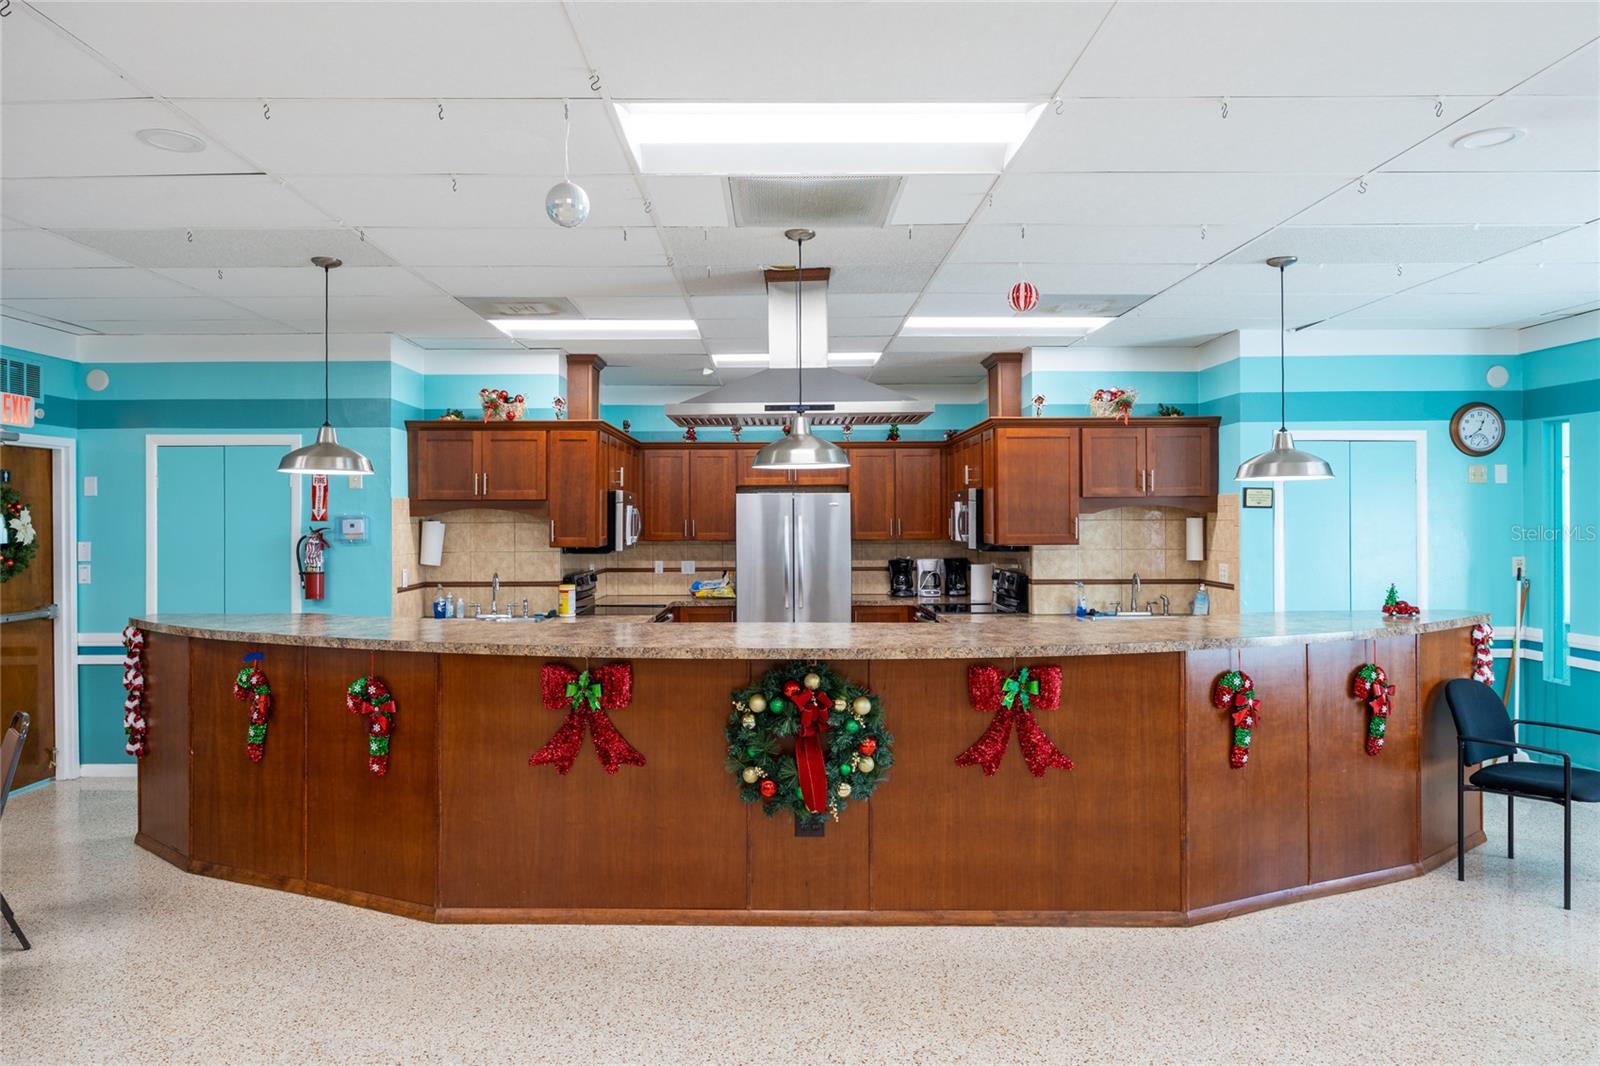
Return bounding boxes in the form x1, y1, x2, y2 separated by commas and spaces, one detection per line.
1457, 776, 1466, 882
0, 892, 28, 951
1564, 801, 1572, 911
1507, 794, 1514, 859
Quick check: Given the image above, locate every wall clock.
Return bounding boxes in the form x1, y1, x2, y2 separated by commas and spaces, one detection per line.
1449, 402, 1504, 457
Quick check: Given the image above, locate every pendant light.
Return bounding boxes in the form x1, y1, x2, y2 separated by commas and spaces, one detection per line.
277, 257, 375, 476
545, 100, 590, 228
1234, 256, 1334, 482
752, 229, 850, 471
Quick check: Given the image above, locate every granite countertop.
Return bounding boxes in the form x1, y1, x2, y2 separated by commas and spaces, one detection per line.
133, 610, 1488, 661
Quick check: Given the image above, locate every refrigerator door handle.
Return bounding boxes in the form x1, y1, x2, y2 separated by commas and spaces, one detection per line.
794, 512, 805, 611
783, 512, 793, 612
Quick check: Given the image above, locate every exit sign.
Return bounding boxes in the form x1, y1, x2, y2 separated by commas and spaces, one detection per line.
1, 392, 34, 429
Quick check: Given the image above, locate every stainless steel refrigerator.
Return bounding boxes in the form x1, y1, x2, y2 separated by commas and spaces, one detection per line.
735, 488, 852, 623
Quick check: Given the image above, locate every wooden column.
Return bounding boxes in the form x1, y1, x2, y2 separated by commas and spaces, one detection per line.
982, 352, 1023, 417
564, 354, 606, 421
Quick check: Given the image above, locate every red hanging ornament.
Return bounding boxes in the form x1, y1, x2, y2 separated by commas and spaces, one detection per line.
530, 663, 644, 775
1352, 662, 1394, 756
956, 664, 1072, 776
1212, 669, 1259, 768
1008, 280, 1039, 313
345, 675, 396, 776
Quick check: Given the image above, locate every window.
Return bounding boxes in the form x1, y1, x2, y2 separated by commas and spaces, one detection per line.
1546, 420, 1571, 685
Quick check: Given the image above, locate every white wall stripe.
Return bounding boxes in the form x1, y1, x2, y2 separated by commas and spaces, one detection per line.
78, 764, 137, 778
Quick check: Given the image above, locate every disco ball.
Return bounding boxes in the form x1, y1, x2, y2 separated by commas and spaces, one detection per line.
545, 180, 590, 228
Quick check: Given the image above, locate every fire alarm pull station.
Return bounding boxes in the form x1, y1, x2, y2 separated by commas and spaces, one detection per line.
337, 514, 369, 544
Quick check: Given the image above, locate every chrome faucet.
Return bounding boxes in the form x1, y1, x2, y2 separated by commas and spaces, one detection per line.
1159, 594, 1170, 616
490, 572, 501, 616
1130, 572, 1142, 610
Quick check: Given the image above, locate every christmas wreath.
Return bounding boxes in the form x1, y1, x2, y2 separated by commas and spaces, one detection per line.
1, 485, 38, 582
1352, 662, 1393, 756
727, 662, 892, 825
345, 676, 396, 776
232, 653, 272, 762
1212, 668, 1259, 768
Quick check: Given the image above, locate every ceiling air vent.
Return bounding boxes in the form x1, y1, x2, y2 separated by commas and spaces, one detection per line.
458, 296, 581, 319
728, 176, 903, 228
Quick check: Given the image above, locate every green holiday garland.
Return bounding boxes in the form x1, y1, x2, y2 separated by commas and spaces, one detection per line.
726, 661, 893, 826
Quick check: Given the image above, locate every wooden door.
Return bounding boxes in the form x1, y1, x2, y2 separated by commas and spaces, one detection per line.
0, 443, 55, 788
641, 448, 689, 540
847, 447, 897, 540
1080, 426, 1146, 498
547, 430, 603, 547
953, 436, 984, 491
991, 426, 1078, 544
480, 429, 547, 500
893, 448, 944, 539
1146, 425, 1214, 497
412, 429, 479, 500
687, 448, 737, 541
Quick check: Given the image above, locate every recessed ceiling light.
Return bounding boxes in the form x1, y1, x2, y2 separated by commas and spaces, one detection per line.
489, 319, 700, 339
1450, 126, 1526, 150
901, 316, 1112, 337
613, 102, 1045, 175
134, 127, 207, 153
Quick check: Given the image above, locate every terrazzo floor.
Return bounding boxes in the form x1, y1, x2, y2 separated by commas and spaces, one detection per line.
2, 780, 1596, 1065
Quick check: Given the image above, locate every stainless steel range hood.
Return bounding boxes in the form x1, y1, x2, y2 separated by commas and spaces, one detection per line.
667, 266, 931, 428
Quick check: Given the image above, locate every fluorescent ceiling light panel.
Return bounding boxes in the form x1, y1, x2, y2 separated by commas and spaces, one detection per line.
901, 316, 1113, 337
711, 352, 882, 368
490, 319, 700, 339
613, 102, 1045, 175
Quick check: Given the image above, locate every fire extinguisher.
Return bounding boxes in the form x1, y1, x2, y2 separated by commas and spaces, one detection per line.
297, 527, 330, 601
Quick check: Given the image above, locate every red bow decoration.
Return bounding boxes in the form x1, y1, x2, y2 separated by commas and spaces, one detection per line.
956, 664, 1073, 776
531, 663, 644, 775
783, 679, 833, 812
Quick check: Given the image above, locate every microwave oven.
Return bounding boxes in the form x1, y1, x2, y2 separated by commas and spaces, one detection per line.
567, 489, 640, 554
948, 488, 1025, 552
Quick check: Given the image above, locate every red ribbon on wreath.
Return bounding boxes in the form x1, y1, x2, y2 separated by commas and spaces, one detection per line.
1212, 669, 1259, 768
531, 663, 644, 775
782, 679, 833, 812
1352, 662, 1393, 756
956, 664, 1073, 776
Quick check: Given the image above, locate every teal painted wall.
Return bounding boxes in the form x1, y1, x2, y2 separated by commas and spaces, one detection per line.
1021, 369, 1198, 417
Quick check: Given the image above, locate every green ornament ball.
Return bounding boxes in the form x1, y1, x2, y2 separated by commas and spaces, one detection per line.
840, 762, 853, 775
746, 745, 762, 759
845, 719, 861, 734
771, 697, 785, 712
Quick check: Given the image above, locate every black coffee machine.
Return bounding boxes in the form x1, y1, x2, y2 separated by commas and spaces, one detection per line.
943, 558, 970, 598
888, 557, 916, 598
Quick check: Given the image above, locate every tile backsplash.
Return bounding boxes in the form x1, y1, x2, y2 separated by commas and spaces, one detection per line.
391, 500, 563, 618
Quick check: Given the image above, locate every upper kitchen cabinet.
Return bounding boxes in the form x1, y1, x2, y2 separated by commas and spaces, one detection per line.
547, 428, 606, 548
1080, 421, 1216, 506
641, 446, 738, 541
846, 445, 944, 540
736, 446, 847, 487
988, 425, 1078, 545
409, 423, 546, 507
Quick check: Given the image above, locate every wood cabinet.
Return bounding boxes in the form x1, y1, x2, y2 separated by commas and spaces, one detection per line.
846, 445, 944, 540
411, 425, 546, 503
989, 426, 1078, 545
735, 447, 848, 487
666, 604, 736, 622
850, 604, 929, 623
1081, 424, 1215, 502
642, 447, 738, 541
547, 429, 605, 547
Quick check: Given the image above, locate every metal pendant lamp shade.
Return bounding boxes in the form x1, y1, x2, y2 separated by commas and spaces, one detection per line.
278, 257, 375, 477
1234, 256, 1334, 483
752, 228, 850, 471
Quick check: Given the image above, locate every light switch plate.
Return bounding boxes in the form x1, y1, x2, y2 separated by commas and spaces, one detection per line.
1218, 563, 1229, 582
1494, 464, 1508, 484
77, 541, 91, 562
1467, 464, 1488, 484
681, 560, 696, 574
83, 475, 98, 497
76, 563, 91, 584
654, 560, 664, 574
1512, 556, 1526, 578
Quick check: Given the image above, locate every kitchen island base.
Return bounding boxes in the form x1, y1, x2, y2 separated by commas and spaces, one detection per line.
132, 619, 1485, 925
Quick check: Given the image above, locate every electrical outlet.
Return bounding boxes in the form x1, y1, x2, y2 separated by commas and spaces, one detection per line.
77, 563, 91, 584
1511, 556, 1525, 579
654, 560, 664, 574
681, 560, 696, 574
1218, 563, 1229, 582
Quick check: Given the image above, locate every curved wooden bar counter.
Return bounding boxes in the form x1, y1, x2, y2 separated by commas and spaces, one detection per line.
131, 611, 1487, 925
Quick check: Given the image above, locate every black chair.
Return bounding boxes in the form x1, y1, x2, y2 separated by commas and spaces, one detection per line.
1, 710, 32, 949
1445, 679, 1600, 909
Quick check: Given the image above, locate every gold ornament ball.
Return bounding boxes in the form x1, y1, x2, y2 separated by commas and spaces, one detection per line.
852, 695, 872, 716
836, 781, 853, 798
747, 694, 767, 713
741, 713, 757, 730
803, 672, 822, 691
741, 766, 761, 784
857, 756, 875, 774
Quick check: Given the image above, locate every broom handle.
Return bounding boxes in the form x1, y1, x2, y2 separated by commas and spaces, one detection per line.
1504, 578, 1529, 709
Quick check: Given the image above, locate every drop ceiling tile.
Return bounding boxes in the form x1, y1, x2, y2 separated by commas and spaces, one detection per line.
665, 226, 962, 273
643, 177, 729, 227
1514, 40, 1600, 95
151, 266, 439, 299
0, 307, 101, 334
50, 227, 395, 269
415, 265, 684, 299
1, 228, 125, 268
287, 175, 651, 229
1297, 172, 1600, 226
0, 268, 197, 299
1404, 261, 1600, 296
695, 318, 767, 341
1066, 317, 1242, 348
1, 10, 141, 102
952, 223, 1262, 265
1336, 290, 1599, 323
71, 319, 303, 335
1176, 262, 1467, 296
1010, 97, 1477, 175
1221, 223, 1573, 265
361, 227, 665, 268
1491, 222, 1599, 263
229, 294, 490, 334
690, 295, 768, 319
2, 101, 257, 179
578, 2, 1111, 100
572, 339, 709, 358
1062, 1, 1599, 97
912, 292, 1034, 316
827, 318, 903, 338
1, 175, 333, 228
929, 262, 1196, 294
1129, 290, 1375, 324
888, 176, 995, 225
1387, 96, 1600, 172
179, 98, 631, 177
568, 296, 693, 318
828, 293, 920, 317
985, 173, 1354, 227
35, 1, 590, 98
2, 295, 267, 322
401, 337, 527, 351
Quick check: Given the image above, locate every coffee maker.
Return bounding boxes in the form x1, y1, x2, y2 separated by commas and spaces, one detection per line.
888, 557, 916, 599
915, 558, 944, 599
943, 557, 970, 598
